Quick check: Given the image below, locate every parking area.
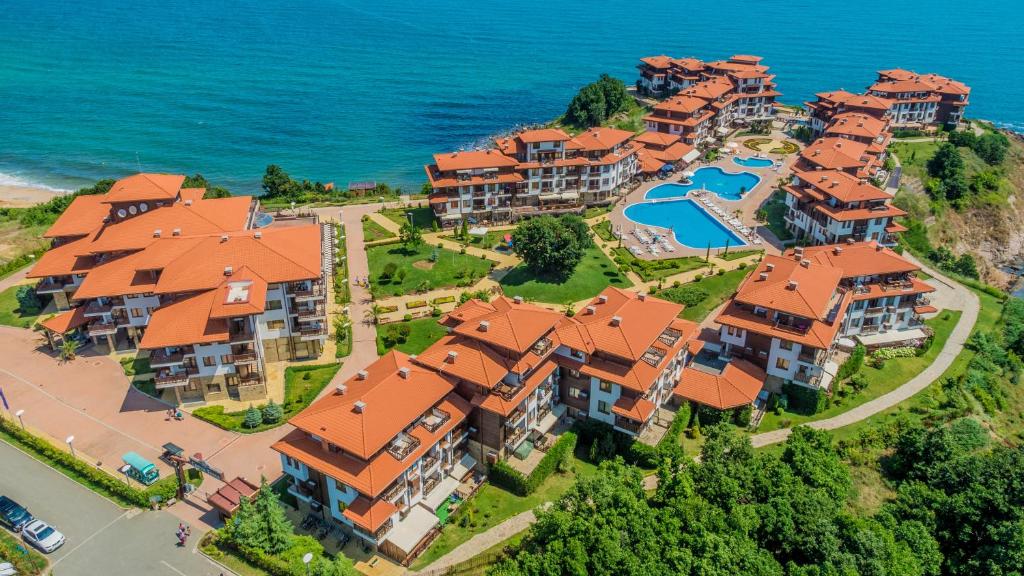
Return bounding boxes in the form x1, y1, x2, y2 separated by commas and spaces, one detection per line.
0, 440, 228, 575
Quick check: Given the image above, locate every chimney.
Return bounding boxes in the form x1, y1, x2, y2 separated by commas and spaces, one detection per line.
788, 280, 799, 290
254, 231, 262, 239
758, 272, 769, 281
876, 244, 884, 251
220, 234, 229, 242
184, 199, 193, 206
353, 400, 366, 414
223, 266, 233, 276
513, 295, 523, 304
598, 294, 608, 304
833, 246, 843, 255
335, 384, 347, 395
766, 263, 775, 271
446, 350, 458, 363
637, 292, 646, 301
398, 367, 410, 379
172, 228, 181, 236
610, 315, 622, 327
585, 305, 596, 314
794, 246, 804, 257
478, 320, 490, 332
356, 369, 368, 380
800, 259, 811, 268
153, 229, 162, 238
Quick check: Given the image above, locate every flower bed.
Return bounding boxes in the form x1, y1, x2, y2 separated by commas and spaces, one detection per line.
406, 300, 428, 309
432, 295, 456, 305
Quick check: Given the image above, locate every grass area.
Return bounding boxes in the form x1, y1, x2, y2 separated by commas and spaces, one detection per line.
0, 524, 48, 575
591, 220, 615, 242
335, 320, 352, 359
678, 267, 749, 322
259, 193, 401, 210
0, 285, 44, 328
361, 217, 395, 242
890, 141, 941, 181
192, 364, 341, 433
759, 190, 793, 242
376, 317, 448, 355
368, 243, 493, 298
200, 537, 271, 576
583, 205, 612, 219
333, 222, 350, 306
758, 309, 962, 432
411, 454, 598, 570
607, 99, 648, 133
381, 206, 436, 230
612, 247, 706, 282
119, 355, 152, 377
500, 245, 631, 304
718, 248, 762, 262
444, 231, 510, 251
433, 531, 529, 576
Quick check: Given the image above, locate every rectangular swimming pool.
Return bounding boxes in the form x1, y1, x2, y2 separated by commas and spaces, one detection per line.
623, 198, 746, 249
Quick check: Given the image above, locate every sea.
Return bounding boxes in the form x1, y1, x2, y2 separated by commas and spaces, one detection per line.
1, 0, 1022, 194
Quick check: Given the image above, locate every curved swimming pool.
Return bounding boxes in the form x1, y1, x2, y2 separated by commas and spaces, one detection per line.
254, 212, 274, 228
733, 156, 774, 168
645, 166, 760, 202
624, 199, 746, 249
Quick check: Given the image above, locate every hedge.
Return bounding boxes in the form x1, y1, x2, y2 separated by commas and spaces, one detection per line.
203, 531, 328, 576
432, 295, 457, 305
0, 416, 177, 507
835, 343, 865, 381
489, 432, 577, 496
406, 300, 428, 309
782, 382, 827, 415
0, 247, 46, 281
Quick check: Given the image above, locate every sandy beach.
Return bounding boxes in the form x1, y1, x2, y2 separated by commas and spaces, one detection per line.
0, 184, 63, 208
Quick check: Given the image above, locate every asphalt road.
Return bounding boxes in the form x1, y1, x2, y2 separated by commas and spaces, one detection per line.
0, 440, 230, 576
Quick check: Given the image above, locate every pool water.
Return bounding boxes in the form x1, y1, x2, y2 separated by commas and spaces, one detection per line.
645, 166, 760, 202
624, 199, 746, 249
254, 212, 274, 228
733, 156, 774, 168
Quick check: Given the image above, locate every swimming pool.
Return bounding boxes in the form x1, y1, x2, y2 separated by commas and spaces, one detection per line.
733, 156, 774, 168
645, 166, 760, 202
254, 212, 274, 228
624, 199, 746, 249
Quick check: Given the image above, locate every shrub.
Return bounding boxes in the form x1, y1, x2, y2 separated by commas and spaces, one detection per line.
490, 432, 578, 496
244, 405, 263, 428
733, 404, 753, 427
871, 346, 917, 365
380, 261, 398, 280
405, 300, 428, 309
403, 313, 413, 322
430, 306, 442, 317
658, 284, 708, 308
262, 400, 284, 424
781, 382, 826, 415
836, 344, 865, 381
432, 295, 456, 305
693, 274, 703, 282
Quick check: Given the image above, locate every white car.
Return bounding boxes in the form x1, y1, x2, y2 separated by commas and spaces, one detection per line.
21, 520, 65, 553
0, 561, 17, 576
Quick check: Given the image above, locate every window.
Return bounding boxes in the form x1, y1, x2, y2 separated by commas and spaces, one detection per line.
570, 349, 584, 360
599, 381, 612, 393
726, 326, 741, 337
207, 383, 221, 394
334, 479, 347, 492
267, 320, 286, 330
220, 354, 231, 364
131, 308, 143, 318
285, 455, 299, 469
569, 387, 584, 399
266, 300, 283, 311
779, 340, 794, 351
775, 358, 790, 371
598, 400, 610, 415
203, 356, 216, 367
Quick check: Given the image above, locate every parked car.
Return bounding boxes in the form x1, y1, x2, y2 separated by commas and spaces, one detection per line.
0, 561, 17, 576
21, 520, 65, 553
0, 496, 33, 532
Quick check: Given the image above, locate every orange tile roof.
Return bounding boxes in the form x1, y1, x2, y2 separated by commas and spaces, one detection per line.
562, 288, 683, 362
102, 173, 185, 204
476, 360, 557, 417
800, 137, 872, 170
849, 278, 935, 301
674, 359, 765, 409
812, 202, 905, 222
440, 299, 495, 327
272, 393, 470, 498
451, 296, 563, 354
715, 296, 850, 349
798, 241, 920, 278
825, 113, 888, 139
138, 290, 229, 348
612, 395, 656, 423
647, 142, 695, 163
43, 195, 110, 238
289, 351, 455, 459
26, 234, 97, 278
209, 268, 269, 319
793, 169, 891, 203
654, 96, 708, 115
636, 148, 667, 174
431, 150, 518, 172
634, 131, 681, 147
731, 255, 843, 320
571, 127, 634, 152
915, 305, 938, 315
813, 90, 892, 111
640, 55, 674, 69
679, 77, 734, 100
414, 334, 513, 388
207, 477, 259, 516
39, 306, 90, 334
343, 496, 398, 533
516, 128, 572, 144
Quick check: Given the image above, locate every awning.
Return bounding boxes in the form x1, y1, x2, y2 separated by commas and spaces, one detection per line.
39, 306, 90, 335
440, 213, 462, 221
538, 193, 560, 202
682, 149, 701, 164
560, 192, 580, 201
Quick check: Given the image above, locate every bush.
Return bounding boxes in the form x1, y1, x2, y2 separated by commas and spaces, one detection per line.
489, 432, 578, 496
432, 295, 456, 305
836, 344, 865, 381
262, 400, 284, 424
870, 346, 917, 365
733, 404, 753, 427
406, 300, 428, 309
380, 261, 398, 280
244, 405, 262, 428
782, 382, 826, 415
658, 284, 708, 308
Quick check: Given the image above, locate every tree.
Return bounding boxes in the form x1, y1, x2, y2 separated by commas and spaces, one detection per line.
243, 405, 262, 428
459, 219, 468, 240
926, 143, 967, 202
59, 338, 79, 361
973, 132, 1009, 165
262, 165, 294, 199
261, 399, 283, 424
15, 285, 41, 313
564, 74, 630, 129
183, 173, 232, 199
226, 493, 267, 550
953, 253, 979, 279
511, 215, 588, 276
399, 221, 422, 247
252, 479, 293, 554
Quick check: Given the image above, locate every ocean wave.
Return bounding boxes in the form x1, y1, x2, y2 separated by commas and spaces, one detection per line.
0, 172, 74, 194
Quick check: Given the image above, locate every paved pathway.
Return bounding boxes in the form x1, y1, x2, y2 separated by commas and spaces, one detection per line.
412, 510, 537, 575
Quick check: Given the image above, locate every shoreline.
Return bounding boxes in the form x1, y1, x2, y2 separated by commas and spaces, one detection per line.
0, 184, 64, 208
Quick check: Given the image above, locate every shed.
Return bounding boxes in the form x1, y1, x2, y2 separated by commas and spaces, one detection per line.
207, 477, 260, 519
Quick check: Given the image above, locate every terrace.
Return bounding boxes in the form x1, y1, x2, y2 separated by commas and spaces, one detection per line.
387, 433, 421, 461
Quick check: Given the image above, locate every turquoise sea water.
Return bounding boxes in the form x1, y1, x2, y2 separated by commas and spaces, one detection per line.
1, 0, 1022, 194
646, 168, 761, 201
624, 199, 746, 249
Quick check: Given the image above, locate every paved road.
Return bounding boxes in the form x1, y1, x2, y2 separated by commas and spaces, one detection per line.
0, 440, 229, 576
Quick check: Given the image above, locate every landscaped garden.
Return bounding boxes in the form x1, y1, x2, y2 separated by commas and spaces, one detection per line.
758, 190, 794, 241
367, 243, 493, 298
360, 216, 395, 242
192, 364, 340, 433
1, 525, 48, 575
0, 285, 46, 328
656, 267, 749, 322
500, 245, 631, 304
612, 247, 706, 281
743, 138, 799, 155
376, 317, 448, 355
381, 206, 435, 230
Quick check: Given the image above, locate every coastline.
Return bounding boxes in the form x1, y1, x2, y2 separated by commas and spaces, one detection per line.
0, 184, 63, 208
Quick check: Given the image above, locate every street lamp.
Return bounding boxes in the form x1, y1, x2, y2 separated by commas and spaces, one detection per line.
406, 211, 413, 227
302, 552, 313, 576
66, 435, 76, 459
14, 409, 24, 430
119, 464, 133, 487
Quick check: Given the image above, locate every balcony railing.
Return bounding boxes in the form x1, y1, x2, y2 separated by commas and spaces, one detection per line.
614, 416, 643, 435
231, 352, 258, 364
299, 326, 327, 340
797, 349, 820, 364
84, 301, 114, 316
373, 519, 393, 541
35, 278, 68, 294
155, 366, 197, 388
229, 328, 255, 342
238, 372, 263, 385
420, 408, 451, 433
773, 320, 810, 335
295, 306, 325, 321
87, 321, 117, 336
505, 407, 525, 427
382, 481, 405, 503
793, 371, 820, 386
423, 474, 441, 496
505, 428, 526, 449
422, 454, 439, 473
386, 435, 421, 461
290, 282, 325, 300
865, 306, 884, 315
149, 349, 187, 367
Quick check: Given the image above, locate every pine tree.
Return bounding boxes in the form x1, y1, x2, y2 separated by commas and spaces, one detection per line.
262, 399, 284, 424
254, 479, 293, 554
227, 495, 268, 550
243, 405, 262, 428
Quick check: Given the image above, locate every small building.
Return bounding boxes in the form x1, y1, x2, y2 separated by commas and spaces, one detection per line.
207, 477, 260, 520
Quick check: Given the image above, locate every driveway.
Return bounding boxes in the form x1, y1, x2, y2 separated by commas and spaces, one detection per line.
0, 440, 229, 576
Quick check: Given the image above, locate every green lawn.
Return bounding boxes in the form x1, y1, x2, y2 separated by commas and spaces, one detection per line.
760, 191, 793, 242
583, 205, 613, 219
361, 217, 395, 242
612, 247, 706, 282
718, 249, 763, 262
411, 455, 598, 570
192, 364, 341, 433
377, 317, 448, 355
591, 220, 616, 242
367, 243, 493, 298
678, 268, 749, 322
758, 309, 962, 432
890, 141, 941, 181
444, 231, 511, 251
0, 285, 44, 328
500, 245, 632, 304
381, 206, 435, 230
119, 355, 152, 377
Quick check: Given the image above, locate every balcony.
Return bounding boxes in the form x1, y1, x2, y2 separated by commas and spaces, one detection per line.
797, 349, 821, 364
382, 481, 405, 503
35, 278, 68, 294
865, 306, 884, 316
773, 320, 810, 335
793, 370, 821, 387
295, 306, 325, 322
423, 474, 441, 496
238, 372, 263, 385
420, 408, 451, 433
87, 321, 117, 337
386, 434, 421, 461
422, 454, 439, 473
505, 407, 526, 427
613, 416, 643, 435
155, 367, 197, 389
492, 381, 521, 402
84, 301, 114, 316
149, 348, 189, 367
299, 326, 327, 341
531, 337, 553, 356
229, 327, 255, 343
231, 352, 258, 365
290, 281, 325, 301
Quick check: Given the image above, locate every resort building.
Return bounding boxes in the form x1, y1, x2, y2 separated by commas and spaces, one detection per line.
426, 127, 638, 226
675, 242, 934, 406
782, 168, 906, 246
633, 131, 699, 177
30, 173, 330, 404
273, 287, 700, 562
639, 54, 780, 142
796, 137, 885, 179
867, 69, 971, 128
805, 90, 892, 136
823, 112, 891, 155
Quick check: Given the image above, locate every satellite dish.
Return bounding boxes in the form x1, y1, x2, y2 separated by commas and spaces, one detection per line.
117, 209, 127, 218
128, 205, 138, 215
139, 202, 149, 212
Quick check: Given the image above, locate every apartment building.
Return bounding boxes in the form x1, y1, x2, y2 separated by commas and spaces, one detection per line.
676, 242, 933, 404
634, 131, 698, 177
273, 287, 699, 562
796, 137, 885, 179
823, 112, 891, 155
30, 173, 329, 404
640, 54, 780, 142
804, 90, 892, 135
782, 168, 906, 246
425, 127, 638, 225
868, 69, 971, 128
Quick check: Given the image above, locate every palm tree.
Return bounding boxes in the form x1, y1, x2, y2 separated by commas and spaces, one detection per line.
363, 304, 383, 325
59, 338, 80, 361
